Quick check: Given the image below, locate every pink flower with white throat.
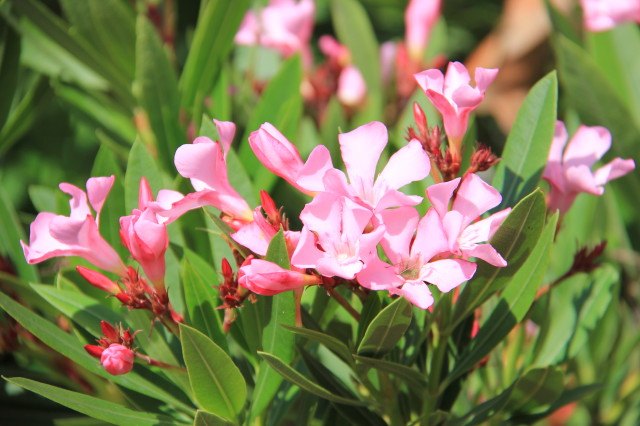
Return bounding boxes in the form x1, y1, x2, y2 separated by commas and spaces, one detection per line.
357, 207, 477, 309
543, 121, 635, 214
426, 173, 511, 267
414, 62, 498, 159
235, 0, 315, 67
405, 0, 442, 61
21, 176, 127, 275
322, 121, 431, 211
580, 0, 640, 32
100, 343, 134, 376
291, 193, 385, 280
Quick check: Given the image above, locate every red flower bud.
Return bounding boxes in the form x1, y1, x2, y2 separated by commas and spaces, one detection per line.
100, 321, 118, 342
76, 266, 120, 294
84, 344, 105, 359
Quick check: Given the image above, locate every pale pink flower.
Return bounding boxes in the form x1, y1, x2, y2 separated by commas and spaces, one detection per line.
165, 120, 253, 225
543, 121, 635, 213
426, 173, 511, 267
405, 0, 441, 61
100, 343, 134, 376
235, 0, 315, 67
249, 123, 334, 195
337, 65, 367, 107
357, 207, 476, 309
580, 0, 640, 32
291, 193, 385, 279
322, 121, 431, 211
231, 206, 300, 256
414, 62, 498, 157
238, 257, 322, 296
21, 176, 126, 275
119, 179, 169, 285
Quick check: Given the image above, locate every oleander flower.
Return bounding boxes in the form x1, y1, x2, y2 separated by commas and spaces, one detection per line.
100, 343, 134, 376
580, 0, 640, 32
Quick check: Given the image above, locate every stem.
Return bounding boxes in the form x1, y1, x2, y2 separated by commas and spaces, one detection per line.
325, 286, 360, 321
135, 352, 186, 373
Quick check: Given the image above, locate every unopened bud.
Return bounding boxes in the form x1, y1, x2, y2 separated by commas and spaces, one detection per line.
116, 293, 133, 305
100, 321, 118, 342
260, 190, 278, 221
413, 102, 428, 136
100, 343, 134, 375
138, 177, 153, 209
76, 266, 120, 294
84, 344, 105, 359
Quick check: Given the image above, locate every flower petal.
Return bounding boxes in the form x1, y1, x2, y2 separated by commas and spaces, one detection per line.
339, 121, 388, 184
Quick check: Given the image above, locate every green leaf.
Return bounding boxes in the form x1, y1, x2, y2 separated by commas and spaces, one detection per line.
179, 0, 250, 127
251, 230, 296, 418
509, 384, 603, 424
193, 410, 235, 426
353, 354, 427, 393
0, 291, 191, 411
181, 258, 227, 350
134, 14, 184, 170
330, 0, 382, 123
257, 351, 367, 406
238, 54, 303, 192
0, 24, 21, 130
31, 284, 124, 336
357, 297, 412, 357
446, 212, 557, 385
453, 189, 547, 325
505, 367, 564, 414
180, 323, 246, 420
4, 377, 179, 426
124, 140, 165, 213
282, 324, 354, 368
492, 71, 557, 210
0, 185, 39, 282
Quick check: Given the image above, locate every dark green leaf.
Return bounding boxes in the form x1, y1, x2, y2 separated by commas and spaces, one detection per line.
492, 71, 557, 210
453, 189, 547, 325
179, 0, 250, 127
353, 354, 427, 393
124, 140, 165, 214
257, 351, 367, 406
180, 323, 246, 420
357, 297, 412, 357
505, 367, 564, 414
509, 384, 603, 424
4, 377, 179, 426
251, 230, 296, 418
282, 324, 354, 367
134, 15, 184, 170
193, 410, 235, 426
0, 24, 20, 129
447, 212, 557, 384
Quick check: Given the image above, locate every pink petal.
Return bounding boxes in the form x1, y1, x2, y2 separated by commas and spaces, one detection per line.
442, 210, 465, 253
594, 158, 635, 186
452, 174, 502, 226
379, 207, 420, 264
463, 243, 507, 267
474, 67, 499, 92
291, 227, 324, 269
563, 125, 611, 169
543, 121, 569, 192
339, 121, 388, 185
249, 123, 304, 186
443, 62, 471, 98
414, 69, 444, 94
376, 190, 424, 211
565, 165, 602, 195
59, 183, 91, 220
404, 0, 441, 59
337, 65, 367, 106
412, 208, 449, 261
356, 257, 404, 291
426, 178, 460, 217
377, 139, 431, 190
389, 281, 434, 309
213, 119, 236, 156
137, 177, 153, 210
420, 258, 476, 293
86, 176, 115, 221
459, 208, 511, 245
296, 145, 334, 192
174, 138, 225, 192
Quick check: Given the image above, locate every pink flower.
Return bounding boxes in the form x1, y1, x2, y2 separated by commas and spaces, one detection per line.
543, 121, 635, 213
291, 193, 385, 279
249, 123, 334, 195
165, 120, 253, 225
120, 179, 169, 285
235, 0, 315, 67
322, 121, 431, 211
238, 257, 322, 296
337, 65, 367, 107
100, 343, 134, 376
357, 207, 476, 309
405, 0, 441, 61
580, 0, 640, 32
425, 173, 511, 267
21, 176, 126, 275
414, 62, 498, 157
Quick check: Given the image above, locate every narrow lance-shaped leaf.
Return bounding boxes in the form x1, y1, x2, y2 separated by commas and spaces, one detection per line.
5, 377, 180, 426
251, 230, 296, 418
357, 296, 412, 357
180, 323, 246, 420
282, 324, 354, 368
257, 351, 368, 406
446, 212, 557, 385
491, 71, 557, 210
0, 24, 20, 129
0, 186, 39, 282
452, 189, 547, 327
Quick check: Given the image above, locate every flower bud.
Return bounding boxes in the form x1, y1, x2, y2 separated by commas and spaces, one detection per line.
100, 343, 134, 375
76, 266, 120, 294
100, 321, 118, 342
84, 344, 104, 359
